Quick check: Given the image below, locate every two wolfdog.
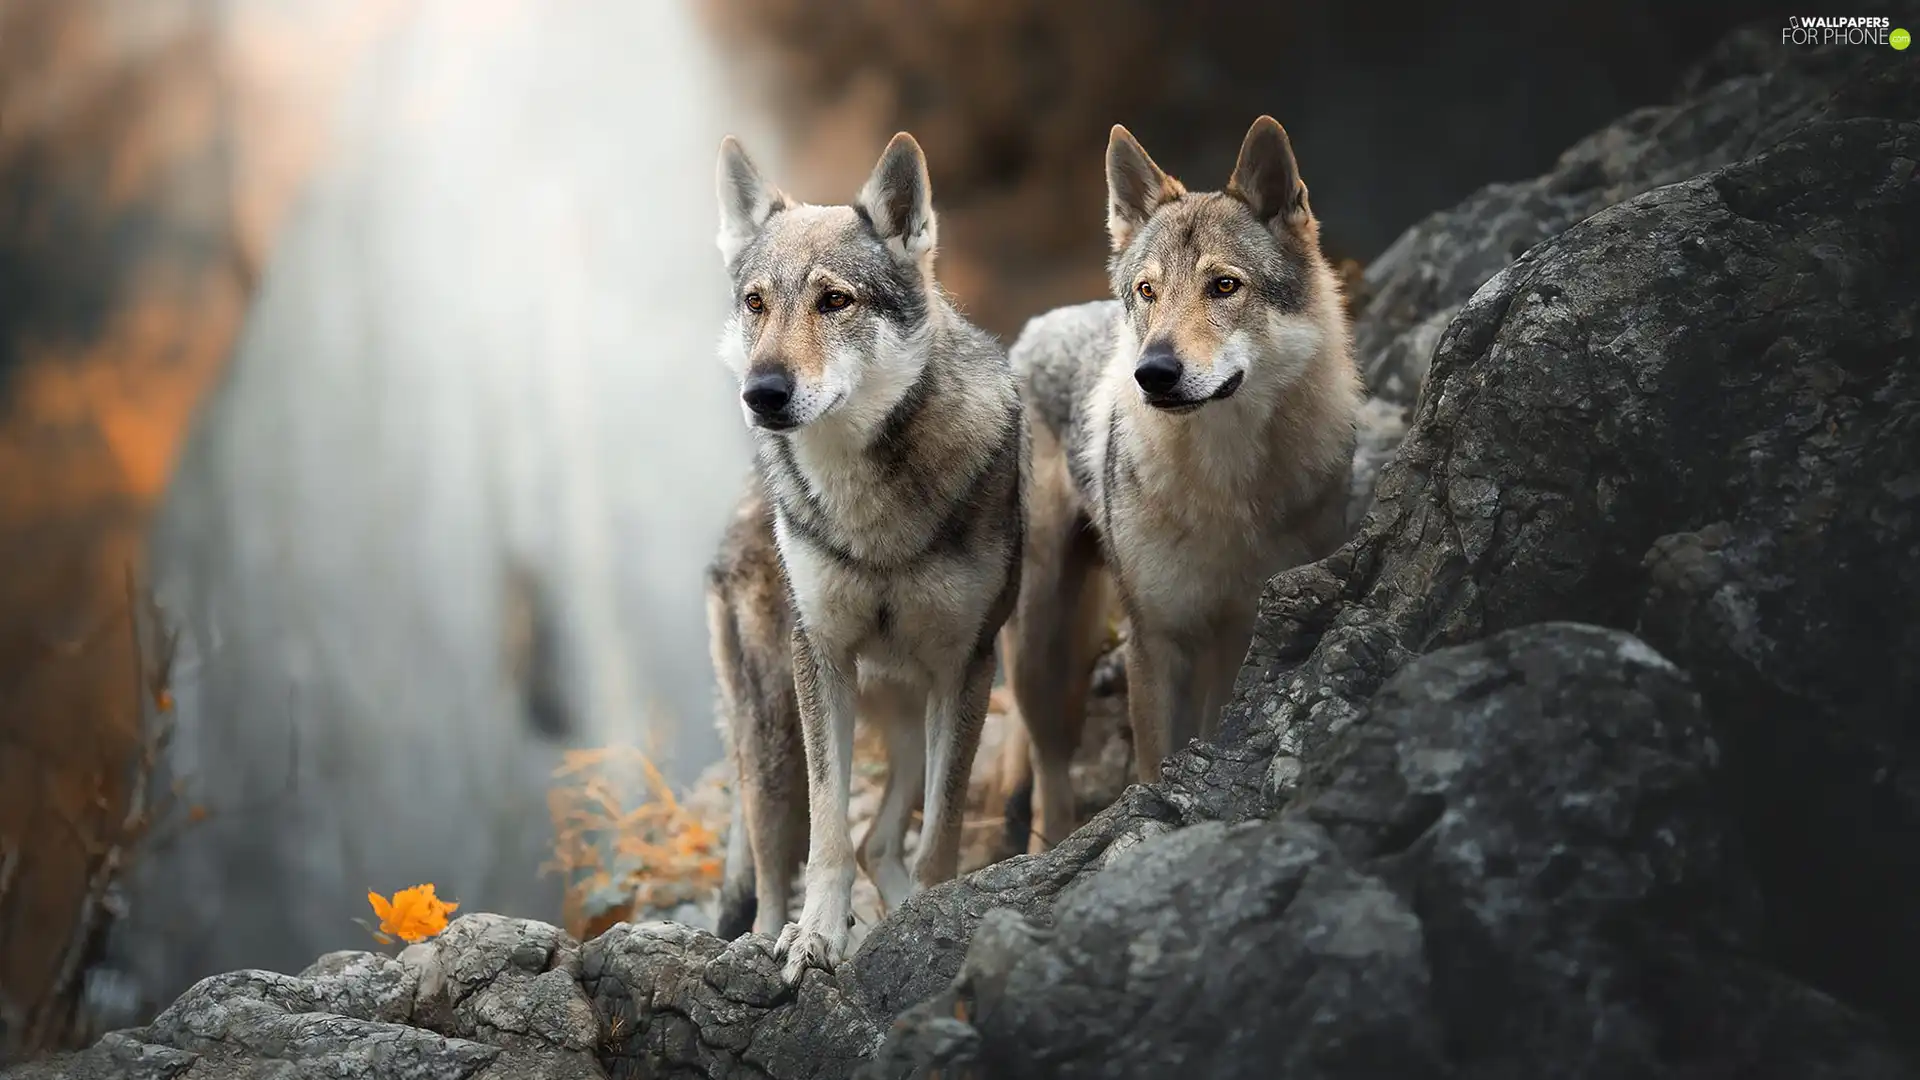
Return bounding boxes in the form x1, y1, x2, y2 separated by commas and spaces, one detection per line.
705, 117, 1361, 982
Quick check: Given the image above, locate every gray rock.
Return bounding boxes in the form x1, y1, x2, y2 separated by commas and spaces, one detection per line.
970, 816, 1443, 1079
403, 914, 597, 1057
0, 1034, 198, 1080
850, 737, 1275, 1023
1355, 18, 1910, 407
1344, 33, 1899, 521
1346, 394, 1412, 529
1230, 109, 1920, 1030
582, 921, 882, 1079
882, 626, 1914, 1078
6, 917, 604, 1079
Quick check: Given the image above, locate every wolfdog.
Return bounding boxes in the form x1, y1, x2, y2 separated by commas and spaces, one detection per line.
998, 116, 1362, 851
708, 132, 1024, 984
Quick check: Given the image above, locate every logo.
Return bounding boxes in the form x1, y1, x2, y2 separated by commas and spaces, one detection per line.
1782, 15, 1897, 45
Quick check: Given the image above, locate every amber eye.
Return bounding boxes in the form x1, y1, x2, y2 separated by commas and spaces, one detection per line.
819, 289, 852, 313
744, 292, 764, 313
1211, 276, 1242, 296
1136, 281, 1156, 302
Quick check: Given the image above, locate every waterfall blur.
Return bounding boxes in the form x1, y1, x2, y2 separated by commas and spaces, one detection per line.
111, 0, 777, 1010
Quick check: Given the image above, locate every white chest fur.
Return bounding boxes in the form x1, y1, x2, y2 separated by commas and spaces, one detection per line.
1081, 368, 1332, 632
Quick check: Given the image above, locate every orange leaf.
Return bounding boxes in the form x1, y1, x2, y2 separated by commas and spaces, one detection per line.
369, 883, 459, 943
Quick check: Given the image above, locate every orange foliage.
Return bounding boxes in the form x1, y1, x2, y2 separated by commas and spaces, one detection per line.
366, 884, 460, 945
544, 747, 724, 940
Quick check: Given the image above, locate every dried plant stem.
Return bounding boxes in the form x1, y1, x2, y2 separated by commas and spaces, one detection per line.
18, 569, 178, 1054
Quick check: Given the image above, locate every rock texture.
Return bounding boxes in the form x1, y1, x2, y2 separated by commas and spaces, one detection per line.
4, 915, 604, 1079
11, 22, 1918, 1080
903, 625, 1913, 1079
1230, 106, 1920, 1030
1355, 13, 1906, 407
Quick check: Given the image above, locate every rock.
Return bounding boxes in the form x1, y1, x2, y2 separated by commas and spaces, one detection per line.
1346, 395, 1412, 529
37, 646, 1897, 1075
883, 626, 1915, 1078
1346, 29, 1914, 522
0, 1035, 199, 1080
966, 818, 1443, 1079
402, 914, 599, 1062
6, 916, 604, 1079
860, 37, 1920, 1077
1227, 109, 1920, 1030
583, 922, 881, 1079
1356, 3, 1913, 408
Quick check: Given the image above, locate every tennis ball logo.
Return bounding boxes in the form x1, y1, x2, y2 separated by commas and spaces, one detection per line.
1894, 28, 1911, 50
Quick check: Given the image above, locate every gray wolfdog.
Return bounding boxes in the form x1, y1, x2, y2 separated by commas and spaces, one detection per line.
706, 131, 1025, 985
998, 116, 1363, 852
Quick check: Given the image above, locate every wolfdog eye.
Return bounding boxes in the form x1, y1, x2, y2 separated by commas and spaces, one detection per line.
1211, 276, 1242, 296
818, 290, 853, 313
1136, 281, 1156, 302
744, 292, 764, 313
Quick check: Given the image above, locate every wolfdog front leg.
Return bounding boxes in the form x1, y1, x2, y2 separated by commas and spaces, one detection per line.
916, 652, 995, 888
775, 624, 857, 986
1124, 629, 1206, 784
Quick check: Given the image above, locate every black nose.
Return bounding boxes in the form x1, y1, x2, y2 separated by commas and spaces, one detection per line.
1134, 346, 1183, 395
742, 367, 793, 416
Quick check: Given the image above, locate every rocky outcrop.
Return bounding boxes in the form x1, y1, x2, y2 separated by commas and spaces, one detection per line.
876, 79, 1920, 1069
1342, 22, 1920, 516
12, 23, 1918, 1080
1355, 14, 1910, 407
891, 625, 1913, 1079
1231, 104, 1920, 1031
4, 916, 605, 1079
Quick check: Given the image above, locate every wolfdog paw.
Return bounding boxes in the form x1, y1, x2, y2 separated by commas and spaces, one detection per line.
773, 918, 848, 987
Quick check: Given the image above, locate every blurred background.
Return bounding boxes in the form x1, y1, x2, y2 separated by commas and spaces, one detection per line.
0, 0, 1772, 1058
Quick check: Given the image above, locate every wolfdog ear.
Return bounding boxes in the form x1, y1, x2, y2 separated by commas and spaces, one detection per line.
858, 132, 938, 264
1106, 125, 1185, 253
715, 136, 788, 267
1227, 116, 1309, 231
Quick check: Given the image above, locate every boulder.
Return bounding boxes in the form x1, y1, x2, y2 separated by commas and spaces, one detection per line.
1354, 10, 1914, 407
895, 625, 1913, 1078
1230, 111, 1920, 1030
5, 916, 604, 1080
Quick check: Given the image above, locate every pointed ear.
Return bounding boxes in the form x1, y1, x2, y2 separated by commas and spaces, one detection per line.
715, 136, 788, 267
1226, 116, 1309, 231
857, 132, 937, 264
1106, 125, 1185, 253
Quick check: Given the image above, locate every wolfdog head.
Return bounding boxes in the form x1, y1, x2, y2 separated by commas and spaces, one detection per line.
713, 133, 940, 434
1104, 116, 1337, 415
